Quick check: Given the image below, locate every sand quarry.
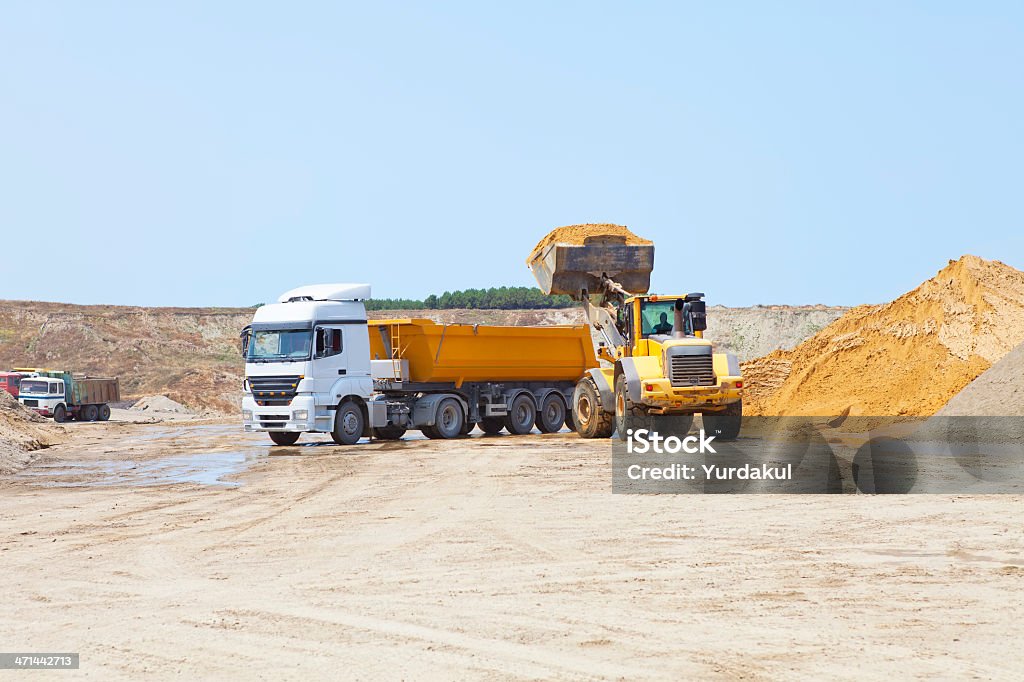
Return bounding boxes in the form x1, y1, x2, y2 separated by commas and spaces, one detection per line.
1, 253, 1024, 678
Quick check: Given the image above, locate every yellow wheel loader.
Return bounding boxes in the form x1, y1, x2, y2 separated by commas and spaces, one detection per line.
528, 231, 743, 440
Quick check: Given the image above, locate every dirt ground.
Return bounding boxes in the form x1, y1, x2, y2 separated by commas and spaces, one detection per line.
2, 421, 1023, 680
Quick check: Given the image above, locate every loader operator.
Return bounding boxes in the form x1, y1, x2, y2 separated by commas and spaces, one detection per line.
653, 312, 674, 334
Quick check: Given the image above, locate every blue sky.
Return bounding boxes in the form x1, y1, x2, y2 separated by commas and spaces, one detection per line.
1, 2, 1021, 307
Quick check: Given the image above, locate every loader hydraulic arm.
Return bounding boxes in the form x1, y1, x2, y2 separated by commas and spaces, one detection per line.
578, 275, 628, 359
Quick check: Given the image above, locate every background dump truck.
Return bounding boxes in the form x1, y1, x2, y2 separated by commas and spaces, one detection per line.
18, 371, 120, 423
241, 284, 597, 446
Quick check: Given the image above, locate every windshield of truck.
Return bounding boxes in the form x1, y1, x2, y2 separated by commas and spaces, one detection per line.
20, 379, 52, 395
640, 300, 685, 337
247, 329, 313, 362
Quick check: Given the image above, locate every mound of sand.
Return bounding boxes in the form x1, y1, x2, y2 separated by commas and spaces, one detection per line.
528, 224, 652, 262
936, 340, 1024, 416
744, 255, 1024, 416
129, 395, 193, 414
0, 391, 63, 475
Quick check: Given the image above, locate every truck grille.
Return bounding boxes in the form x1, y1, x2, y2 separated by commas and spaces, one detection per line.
22, 399, 38, 407
669, 355, 715, 387
249, 375, 301, 407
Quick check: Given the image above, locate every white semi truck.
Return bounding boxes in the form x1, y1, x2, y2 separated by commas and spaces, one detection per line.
240, 284, 597, 446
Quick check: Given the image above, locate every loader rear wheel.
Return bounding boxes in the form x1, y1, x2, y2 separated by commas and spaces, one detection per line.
504, 393, 536, 435
332, 400, 364, 446
269, 431, 300, 446
701, 400, 742, 441
478, 417, 505, 435
615, 374, 649, 441
536, 393, 566, 433
81, 404, 99, 422
573, 377, 614, 439
97, 404, 111, 421
372, 424, 407, 440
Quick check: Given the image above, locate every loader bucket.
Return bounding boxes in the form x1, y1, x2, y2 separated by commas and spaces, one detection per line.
528, 234, 655, 296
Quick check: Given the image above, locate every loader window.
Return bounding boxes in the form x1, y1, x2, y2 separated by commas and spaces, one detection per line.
640, 300, 679, 337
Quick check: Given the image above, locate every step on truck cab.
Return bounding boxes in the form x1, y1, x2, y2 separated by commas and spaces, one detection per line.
240, 284, 598, 446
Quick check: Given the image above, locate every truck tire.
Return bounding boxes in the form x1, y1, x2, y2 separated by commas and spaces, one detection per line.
81, 404, 99, 422
504, 393, 536, 435
421, 424, 441, 439
478, 417, 505, 435
53, 404, 67, 423
372, 424, 407, 440
98, 404, 111, 421
701, 400, 742, 441
564, 409, 575, 433
270, 431, 300, 446
332, 400, 364, 446
460, 419, 474, 436
615, 374, 648, 441
573, 377, 614, 439
536, 393, 566, 433
433, 398, 465, 439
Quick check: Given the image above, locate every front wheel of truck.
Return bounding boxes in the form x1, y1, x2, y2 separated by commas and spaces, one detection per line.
701, 400, 742, 441
332, 400, 364, 446
269, 431, 300, 446
53, 404, 67, 423
573, 377, 614, 439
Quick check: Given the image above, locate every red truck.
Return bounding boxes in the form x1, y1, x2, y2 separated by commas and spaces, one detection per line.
0, 372, 24, 398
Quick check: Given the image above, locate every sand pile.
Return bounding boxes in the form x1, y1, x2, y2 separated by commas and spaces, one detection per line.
528, 224, 652, 262
129, 395, 193, 414
936, 340, 1024, 416
0, 391, 63, 475
744, 255, 1024, 416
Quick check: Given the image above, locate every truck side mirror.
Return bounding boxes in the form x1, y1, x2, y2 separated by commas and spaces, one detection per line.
239, 327, 251, 357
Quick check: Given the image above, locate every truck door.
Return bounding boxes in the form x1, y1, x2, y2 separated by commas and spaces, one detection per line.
314, 325, 348, 384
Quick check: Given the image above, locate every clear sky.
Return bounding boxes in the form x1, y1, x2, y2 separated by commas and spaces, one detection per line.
2, 2, 1021, 307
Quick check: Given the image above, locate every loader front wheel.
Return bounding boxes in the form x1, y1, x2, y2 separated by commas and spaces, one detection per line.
701, 400, 742, 441
573, 377, 614, 439
615, 374, 648, 441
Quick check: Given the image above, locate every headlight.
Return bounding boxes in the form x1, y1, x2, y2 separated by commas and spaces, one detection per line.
293, 409, 308, 421
242, 410, 253, 421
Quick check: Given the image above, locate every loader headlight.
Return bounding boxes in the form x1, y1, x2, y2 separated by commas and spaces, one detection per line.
293, 409, 308, 421
242, 410, 253, 422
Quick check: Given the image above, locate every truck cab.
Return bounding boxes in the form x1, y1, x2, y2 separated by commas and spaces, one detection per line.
241, 284, 374, 445
18, 377, 67, 418
0, 372, 24, 398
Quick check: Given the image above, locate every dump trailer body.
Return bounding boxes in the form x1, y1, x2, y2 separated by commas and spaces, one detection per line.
368, 319, 597, 385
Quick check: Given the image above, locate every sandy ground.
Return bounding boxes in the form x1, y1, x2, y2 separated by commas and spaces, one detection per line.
1, 422, 1023, 680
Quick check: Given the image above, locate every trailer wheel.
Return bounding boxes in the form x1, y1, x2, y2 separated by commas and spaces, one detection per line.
701, 400, 742, 441
53, 404, 67, 423
478, 417, 505, 435
372, 424, 407, 440
573, 377, 614, 439
504, 393, 536, 435
536, 393, 566, 433
563, 409, 575, 433
81, 404, 99, 422
97, 404, 111, 421
432, 398, 465, 439
332, 400, 364, 446
269, 431, 300, 446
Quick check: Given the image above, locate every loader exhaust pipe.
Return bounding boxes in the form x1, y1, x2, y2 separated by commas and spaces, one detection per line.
673, 299, 686, 338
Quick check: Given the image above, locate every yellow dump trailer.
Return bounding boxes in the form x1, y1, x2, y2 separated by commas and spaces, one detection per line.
369, 319, 597, 385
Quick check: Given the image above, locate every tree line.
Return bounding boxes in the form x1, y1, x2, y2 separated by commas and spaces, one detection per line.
364, 286, 575, 310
